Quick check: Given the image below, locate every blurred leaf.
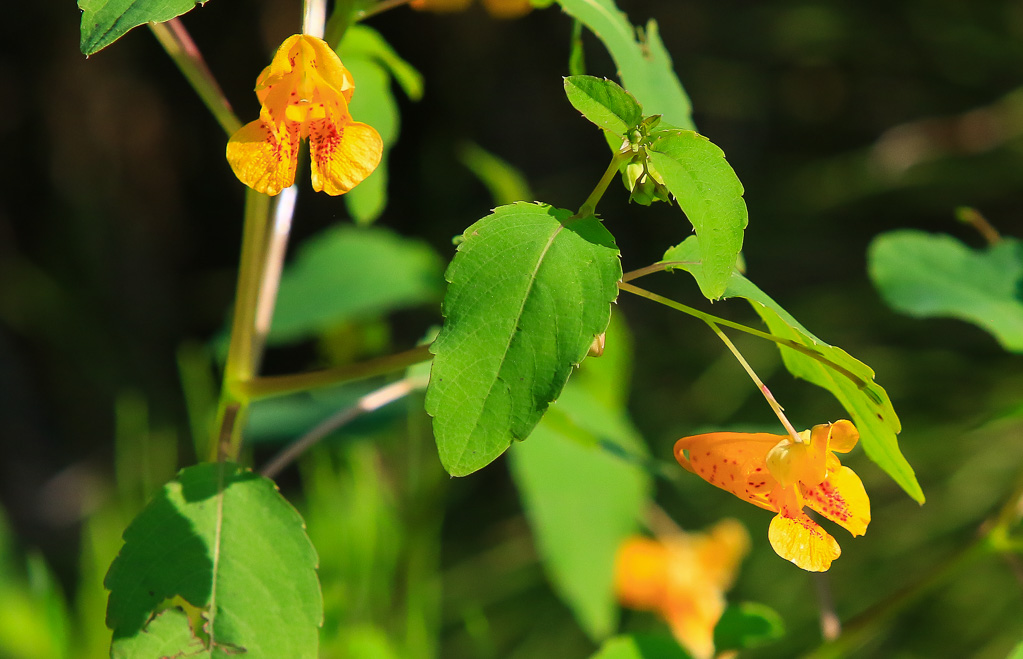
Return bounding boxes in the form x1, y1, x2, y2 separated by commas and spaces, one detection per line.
1007, 639, 1023, 659
713, 602, 784, 652
338, 26, 422, 223
649, 130, 747, 300
78, 0, 210, 56
270, 226, 444, 344
105, 463, 321, 657
553, 0, 694, 130
564, 75, 643, 136
868, 231, 1023, 353
590, 634, 690, 659
426, 202, 622, 476
665, 236, 924, 503
509, 313, 649, 640
458, 142, 534, 205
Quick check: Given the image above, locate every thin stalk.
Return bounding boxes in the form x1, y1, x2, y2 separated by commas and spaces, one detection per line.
706, 321, 802, 444
618, 282, 870, 391
358, 0, 416, 21
621, 261, 695, 282
149, 20, 241, 136
260, 377, 423, 479
211, 189, 273, 462
577, 149, 631, 218
239, 344, 434, 400
303, 0, 329, 38
251, 185, 298, 373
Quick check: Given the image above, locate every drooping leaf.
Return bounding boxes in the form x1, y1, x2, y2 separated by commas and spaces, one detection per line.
664, 237, 924, 503
713, 602, 785, 652
564, 75, 643, 137
426, 202, 622, 476
270, 226, 444, 344
649, 131, 748, 300
338, 25, 423, 101
553, 0, 694, 131
458, 142, 534, 205
868, 231, 1023, 353
509, 313, 650, 640
79, 0, 209, 56
590, 634, 690, 659
105, 463, 322, 658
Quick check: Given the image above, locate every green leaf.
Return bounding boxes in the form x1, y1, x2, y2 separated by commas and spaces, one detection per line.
458, 142, 534, 206
338, 26, 422, 224
105, 463, 322, 658
79, 0, 209, 56
553, 0, 694, 131
649, 131, 748, 300
270, 226, 444, 344
664, 237, 924, 503
564, 75, 643, 136
426, 202, 622, 476
590, 634, 690, 659
1007, 639, 1023, 659
868, 231, 1023, 353
713, 602, 784, 652
111, 609, 204, 658
509, 313, 650, 640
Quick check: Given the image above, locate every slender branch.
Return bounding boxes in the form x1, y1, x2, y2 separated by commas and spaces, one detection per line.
239, 344, 434, 400
149, 19, 241, 136
577, 148, 631, 218
706, 321, 802, 444
955, 206, 1002, 246
813, 573, 842, 642
618, 282, 871, 392
621, 261, 695, 283
251, 186, 298, 373
260, 377, 423, 479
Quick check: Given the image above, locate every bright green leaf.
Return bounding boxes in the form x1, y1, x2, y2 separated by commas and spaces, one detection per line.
664, 237, 924, 503
339, 25, 423, 101
649, 131, 748, 300
509, 313, 649, 640
590, 634, 690, 659
713, 602, 785, 652
111, 609, 203, 658
553, 0, 694, 130
868, 231, 1023, 353
79, 0, 209, 56
270, 226, 443, 344
426, 202, 622, 476
564, 75, 643, 136
104, 463, 322, 658
1007, 639, 1023, 659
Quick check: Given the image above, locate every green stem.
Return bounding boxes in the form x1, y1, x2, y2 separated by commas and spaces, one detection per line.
149, 20, 242, 136
706, 321, 803, 444
621, 261, 695, 282
618, 281, 870, 391
577, 148, 631, 218
211, 189, 273, 462
239, 344, 434, 400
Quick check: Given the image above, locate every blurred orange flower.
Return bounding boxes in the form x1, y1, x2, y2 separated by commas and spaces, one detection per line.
674, 420, 870, 572
226, 34, 382, 196
410, 0, 533, 19
615, 519, 750, 659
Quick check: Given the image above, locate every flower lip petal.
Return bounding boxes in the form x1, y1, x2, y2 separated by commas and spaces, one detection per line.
802, 465, 871, 537
768, 513, 840, 572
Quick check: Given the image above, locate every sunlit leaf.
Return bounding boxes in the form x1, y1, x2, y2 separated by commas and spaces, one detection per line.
270, 226, 444, 344
564, 75, 643, 136
79, 0, 209, 56
552, 0, 694, 130
105, 463, 322, 658
868, 231, 1023, 353
590, 634, 690, 659
509, 313, 650, 640
664, 236, 924, 503
713, 602, 784, 652
426, 202, 622, 476
649, 131, 748, 300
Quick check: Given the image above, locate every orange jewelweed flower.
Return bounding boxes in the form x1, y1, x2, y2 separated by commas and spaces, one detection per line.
674, 420, 870, 572
615, 519, 750, 659
226, 34, 382, 196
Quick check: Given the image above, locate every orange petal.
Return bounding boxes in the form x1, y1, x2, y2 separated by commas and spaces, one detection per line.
661, 587, 722, 659
226, 119, 298, 196
802, 465, 870, 537
410, 0, 474, 12
613, 537, 669, 610
826, 419, 860, 453
309, 119, 383, 195
768, 513, 840, 572
675, 432, 779, 510
298, 35, 355, 103
481, 0, 533, 19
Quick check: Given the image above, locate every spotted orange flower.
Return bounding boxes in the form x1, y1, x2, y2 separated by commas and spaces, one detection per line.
410, 0, 532, 19
226, 35, 382, 196
615, 519, 750, 659
674, 420, 870, 572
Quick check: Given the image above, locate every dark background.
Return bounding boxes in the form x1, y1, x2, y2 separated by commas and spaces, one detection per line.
2, 0, 1022, 656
